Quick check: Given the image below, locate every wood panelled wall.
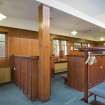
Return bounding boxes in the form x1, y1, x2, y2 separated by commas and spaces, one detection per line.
11, 56, 39, 100
0, 26, 100, 67
0, 26, 103, 66
0, 27, 40, 84
7, 28, 39, 57
0, 27, 39, 66
0, 26, 99, 58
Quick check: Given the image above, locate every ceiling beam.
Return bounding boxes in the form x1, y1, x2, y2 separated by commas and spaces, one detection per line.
36, 0, 105, 29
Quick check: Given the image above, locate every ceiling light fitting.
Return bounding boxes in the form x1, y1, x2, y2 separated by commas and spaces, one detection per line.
0, 13, 7, 21
100, 37, 104, 41
71, 30, 78, 36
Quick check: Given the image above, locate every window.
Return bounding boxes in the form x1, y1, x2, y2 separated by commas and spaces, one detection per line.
52, 39, 67, 57
61, 40, 67, 56
0, 33, 6, 57
52, 40, 60, 56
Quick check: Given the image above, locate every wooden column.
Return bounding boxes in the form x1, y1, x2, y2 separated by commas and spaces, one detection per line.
38, 5, 51, 101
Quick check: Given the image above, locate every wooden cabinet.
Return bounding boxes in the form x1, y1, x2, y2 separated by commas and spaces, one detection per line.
11, 56, 39, 100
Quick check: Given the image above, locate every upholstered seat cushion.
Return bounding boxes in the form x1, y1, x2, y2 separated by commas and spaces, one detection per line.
89, 82, 105, 98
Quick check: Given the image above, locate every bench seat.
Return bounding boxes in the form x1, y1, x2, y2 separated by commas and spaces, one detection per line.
89, 82, 105, 98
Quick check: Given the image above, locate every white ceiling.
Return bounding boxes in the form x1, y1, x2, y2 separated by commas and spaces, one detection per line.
0, 0, 105, 41
58, 0, 105, 17
57, 0, 105, 25
51, 7, 105, 41
0, 0, 38, 20
37, 0, 105, 29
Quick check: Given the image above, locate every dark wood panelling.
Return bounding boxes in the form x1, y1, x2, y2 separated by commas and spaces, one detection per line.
88, 56, 105, 88
68, 52, 85, 91
11, 56, 39, 100
68, 52, 105, 92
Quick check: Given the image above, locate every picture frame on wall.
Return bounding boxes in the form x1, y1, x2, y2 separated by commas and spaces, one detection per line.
73, 42, 81, 50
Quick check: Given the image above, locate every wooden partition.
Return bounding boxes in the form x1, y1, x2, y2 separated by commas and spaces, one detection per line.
68, 51, 105, 92
88, 55, 105, 88
67, 51, 85, 91
11, 56, 39, 100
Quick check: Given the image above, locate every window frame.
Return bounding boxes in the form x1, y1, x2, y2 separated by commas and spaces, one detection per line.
0, 32, 8, 59
52, 39, 68, 57
60, 40, 67, 56
52, 39, 60, 57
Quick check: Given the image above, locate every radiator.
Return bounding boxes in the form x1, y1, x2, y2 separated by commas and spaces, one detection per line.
0, 67, 11, 84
